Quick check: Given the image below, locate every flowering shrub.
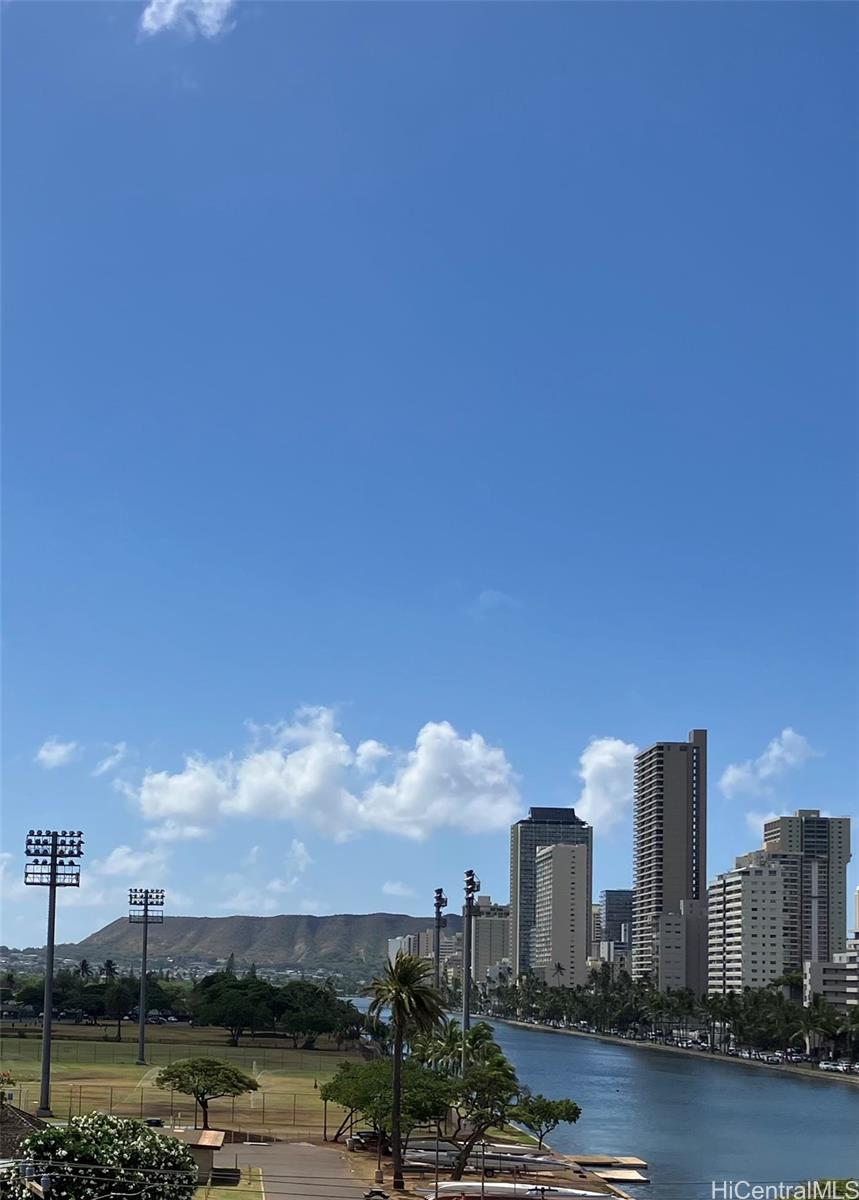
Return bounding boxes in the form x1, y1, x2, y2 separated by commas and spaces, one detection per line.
4, 1113, 196, 1200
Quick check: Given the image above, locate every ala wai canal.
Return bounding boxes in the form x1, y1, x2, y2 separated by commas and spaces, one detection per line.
486, 1019, 859, 1198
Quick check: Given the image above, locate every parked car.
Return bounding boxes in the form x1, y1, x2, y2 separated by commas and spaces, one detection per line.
346, 1131, 391, 1154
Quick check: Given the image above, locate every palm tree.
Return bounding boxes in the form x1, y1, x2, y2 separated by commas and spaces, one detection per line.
78, 960, 92, 980
102, 960, 118, 982
791, 996, 837, 1059
551, 962, 566, 986
366, 952, 444, 1192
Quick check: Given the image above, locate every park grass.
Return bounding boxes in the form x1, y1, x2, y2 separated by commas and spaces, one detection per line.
198, 1166, 263, 1200
1, 1025, 358, 1139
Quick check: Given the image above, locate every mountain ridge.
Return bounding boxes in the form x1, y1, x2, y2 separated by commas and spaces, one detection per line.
55, 911, 463, 971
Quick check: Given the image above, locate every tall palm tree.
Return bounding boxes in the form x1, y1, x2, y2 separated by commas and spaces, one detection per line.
551, 962, 566, 986
102, 960, 118, 982
791, 996, 837, 1059
78, 960, 92, 980
366, 952, 444, 1192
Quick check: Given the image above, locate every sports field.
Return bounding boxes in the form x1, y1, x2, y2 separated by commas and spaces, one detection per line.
1, 1025, 358, 1141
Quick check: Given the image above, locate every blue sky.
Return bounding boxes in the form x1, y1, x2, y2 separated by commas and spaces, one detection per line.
3, 0, 857, 948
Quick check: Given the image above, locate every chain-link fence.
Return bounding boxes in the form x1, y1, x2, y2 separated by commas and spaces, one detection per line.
0, 1037, 331, 1072
8, 1082, 352, 1143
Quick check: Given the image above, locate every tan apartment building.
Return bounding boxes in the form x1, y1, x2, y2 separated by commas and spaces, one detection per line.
632, 729, 707, 984
510, 807, 592, 977
763, 810, 852, 960
533, 842, 591, 988
470, 896, 511, 985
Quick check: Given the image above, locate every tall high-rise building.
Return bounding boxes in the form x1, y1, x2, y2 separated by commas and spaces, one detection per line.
600, 889, 634, 943
533, 843, 591, 988
632, 729, 707, 983
470, 896, 511, 984
763, 810, 852, 959
708, 859, 791, 994
509, 807, 593, 977
734, 809, 853, 968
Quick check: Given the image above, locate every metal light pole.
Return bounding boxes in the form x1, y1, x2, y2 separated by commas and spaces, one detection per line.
433, 887, 448, 991
129, 888, 164, 1065
24, 828, 84, 1117
461, 868, 480, 1076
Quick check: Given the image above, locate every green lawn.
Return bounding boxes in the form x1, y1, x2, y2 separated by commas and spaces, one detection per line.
199, 1166, 263, 1200
1, 1026, 357, 1139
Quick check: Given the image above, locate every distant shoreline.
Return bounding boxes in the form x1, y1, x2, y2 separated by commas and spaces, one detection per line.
488, 1017, 859, 1088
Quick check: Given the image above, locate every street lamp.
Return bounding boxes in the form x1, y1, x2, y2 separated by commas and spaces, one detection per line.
433, 887, 448, 991
24, 828, 84, 1116
461, 868, 480, 1075
129, 888, 164, 1065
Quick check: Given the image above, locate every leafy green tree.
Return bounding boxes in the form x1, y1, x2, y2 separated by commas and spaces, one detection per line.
156, 1058, 258, 1130
448, 1057, 520, 1180
192, 976, 275, 1046
515, 1092, 581, 1149
366, 953, 444, 1191
11, 1113, 196, 1200
322, 1059, 451, 1149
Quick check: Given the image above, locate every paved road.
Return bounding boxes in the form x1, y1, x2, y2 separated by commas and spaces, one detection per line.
216, 1141, 370, 1200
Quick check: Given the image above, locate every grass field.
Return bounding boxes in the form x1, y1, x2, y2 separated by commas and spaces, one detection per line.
200, 1167, 263, 1200
1, 1024, 358, 1140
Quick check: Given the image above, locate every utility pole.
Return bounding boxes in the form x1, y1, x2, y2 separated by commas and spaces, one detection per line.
433, 887, 448, 991
24, 828, 85, 1117
129, 888, 164, 1065
461, 868, 480, 1076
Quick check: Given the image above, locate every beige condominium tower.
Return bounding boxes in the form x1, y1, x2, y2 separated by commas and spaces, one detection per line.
761, 809, 852, 961
632, 729, 707, 989
509, 807, 593, 978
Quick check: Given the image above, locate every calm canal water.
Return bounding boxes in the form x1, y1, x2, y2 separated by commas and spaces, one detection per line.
487, 1020, 859, 1198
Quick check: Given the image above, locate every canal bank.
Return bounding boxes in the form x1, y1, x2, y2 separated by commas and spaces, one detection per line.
489, 1017, 859, 1087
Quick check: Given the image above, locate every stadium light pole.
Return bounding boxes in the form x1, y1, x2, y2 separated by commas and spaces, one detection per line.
129, 888, 164, 1065
461, 868, 480, 1076
24, 828, 85, 1116
433, 887, 448, 991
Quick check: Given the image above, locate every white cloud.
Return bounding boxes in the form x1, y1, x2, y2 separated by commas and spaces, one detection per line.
720, 728, 819, 797
467, 589, 520, 618
576, 736, 639, 833
139, 0, 236, 38
137, 755, 234, 819
35, 737, 78, 769
132, 708, 521, 842
145, 820, 208, 842
92, 742, 128, 777
382, 880, 416, 898
356, 740, 391, 773
286, 839, 312, 873
94, 845, 165, 877
359, 721, 521, 838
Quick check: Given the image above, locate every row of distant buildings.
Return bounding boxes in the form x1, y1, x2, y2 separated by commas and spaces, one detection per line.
389, 728, 857, 1013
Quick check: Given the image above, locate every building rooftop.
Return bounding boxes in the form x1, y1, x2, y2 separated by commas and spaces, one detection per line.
519, 807, 589, 825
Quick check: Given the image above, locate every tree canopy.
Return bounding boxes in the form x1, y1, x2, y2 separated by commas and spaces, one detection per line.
515, 1092, 581, 1149
156, 1057, 258, 1129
